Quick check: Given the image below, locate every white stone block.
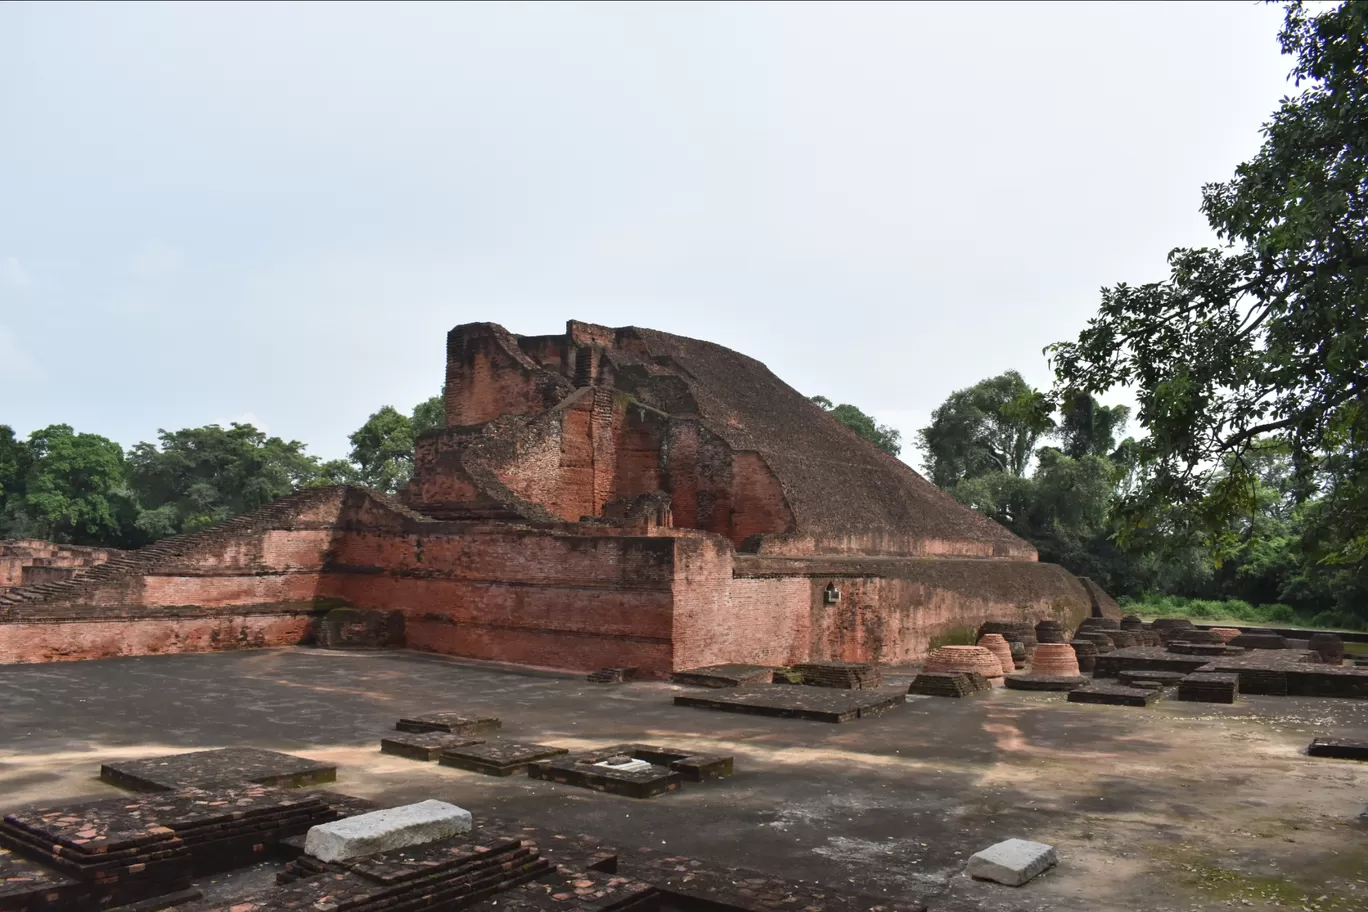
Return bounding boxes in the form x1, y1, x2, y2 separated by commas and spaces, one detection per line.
965, 838, 1057, 886
304, 799, 472, 862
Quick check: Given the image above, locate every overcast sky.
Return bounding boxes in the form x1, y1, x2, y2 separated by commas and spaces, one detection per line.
1, 1, 1293, 467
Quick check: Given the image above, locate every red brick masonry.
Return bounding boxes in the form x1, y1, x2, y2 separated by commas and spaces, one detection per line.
0, 321, 1119, 673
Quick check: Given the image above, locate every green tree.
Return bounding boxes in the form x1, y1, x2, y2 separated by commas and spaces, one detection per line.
1049, 0, 1368, 580
349, 406, 416, 493
809, 396, 902, 457
1057, 393, 1131, 459
411, 395, 445, 436
0, 425, 33, 536
916, 371, 1055, 487
15, 425, 131, 546
127, 423, 321, 538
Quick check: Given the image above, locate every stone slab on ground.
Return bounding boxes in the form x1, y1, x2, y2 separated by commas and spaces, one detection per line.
528, 743, 732, 798
674, 685, 904, 723
965, 838, 1058, 886
394, 713, 502, 736
436, 741, 569, 776
379, 733, 486, 762
99, 747, 336, 792
1067, 683, 1163, 707
303, 800, 472, 863
528, 752, 683, 799
670, 664, 775, 688
1003, 674, 1088, 692
1306, 737, 1368, 760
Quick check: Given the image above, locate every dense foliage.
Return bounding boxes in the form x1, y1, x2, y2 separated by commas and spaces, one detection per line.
0, 395, 443, 548
810, 396, 902, 456
1047, 1, 1368, 620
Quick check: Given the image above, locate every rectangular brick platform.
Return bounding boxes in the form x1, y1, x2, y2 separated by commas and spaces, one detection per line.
1091, 647, 1212, 679
527, 744, 733, 799
674, 685, 904, 723
1178, 672, 1239, 704
380, 733, 487, 762
1306, 737, 1368, 760
791, 661, 882, 689
529, 752, 682, 799
1067, 683, 1164, 707
395, 713, 503, 735
670, 664, 775, 688
436, 741, 569, 776
99, 747, 336, 792
1117, 670, 1187, 687
0, 785, 352, 910
907, 671, 990, 697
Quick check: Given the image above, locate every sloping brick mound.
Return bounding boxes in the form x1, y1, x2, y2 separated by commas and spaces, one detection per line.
1120, 614, 1145, 631
923, 645, 1005, 678
1209, 627, 1243, 643
976, 634, 1015, 675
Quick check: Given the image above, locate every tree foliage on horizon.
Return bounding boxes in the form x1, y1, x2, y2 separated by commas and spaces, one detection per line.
916, 371, 1056, 487
0, 394, 445, 547
1049, 0, 1368, 582
809, 395, 902, 457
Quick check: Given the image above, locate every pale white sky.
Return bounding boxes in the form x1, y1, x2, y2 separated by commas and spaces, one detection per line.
0, 1, 1292, 467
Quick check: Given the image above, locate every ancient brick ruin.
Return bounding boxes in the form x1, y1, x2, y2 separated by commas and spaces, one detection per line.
0, 540, 120, 594
0, 320, 1118, 673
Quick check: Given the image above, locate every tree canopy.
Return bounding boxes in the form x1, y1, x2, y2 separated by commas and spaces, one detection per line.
1048, 1, 1368, 576
916, 371, 1055, 487
127, 423, 321, 540
809, 396, 902, 457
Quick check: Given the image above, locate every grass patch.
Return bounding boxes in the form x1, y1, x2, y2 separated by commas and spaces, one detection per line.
1118, 594, 1368, 633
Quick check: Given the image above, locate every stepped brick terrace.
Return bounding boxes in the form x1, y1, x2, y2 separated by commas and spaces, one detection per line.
0, 320, 1118, 674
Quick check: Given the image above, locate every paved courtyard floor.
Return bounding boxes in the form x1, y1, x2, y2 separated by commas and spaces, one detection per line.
1, 647, 1366, 911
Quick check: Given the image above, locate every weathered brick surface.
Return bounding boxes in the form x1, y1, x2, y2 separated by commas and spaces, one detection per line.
0, 321, 1118, 675
0, 540, 121, 592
